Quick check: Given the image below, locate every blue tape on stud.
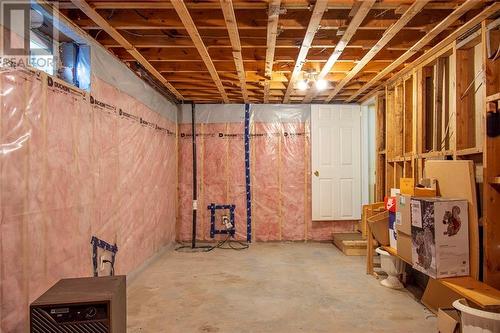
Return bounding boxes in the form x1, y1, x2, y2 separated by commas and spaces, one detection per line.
244, 103, 252, 243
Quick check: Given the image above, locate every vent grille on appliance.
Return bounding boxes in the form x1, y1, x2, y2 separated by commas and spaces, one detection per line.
31, 308, 109, 333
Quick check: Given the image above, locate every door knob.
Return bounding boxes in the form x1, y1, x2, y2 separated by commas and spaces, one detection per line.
314, 170, 319, 177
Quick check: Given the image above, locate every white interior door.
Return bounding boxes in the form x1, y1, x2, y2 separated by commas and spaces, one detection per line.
312, 104, 361, 220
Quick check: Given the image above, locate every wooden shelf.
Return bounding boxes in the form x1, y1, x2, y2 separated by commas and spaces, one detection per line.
456, 147, 483, 156
381, 245, 411, 264
440, 277, 500, 309
490, 177, 500, 186
487, 92, 500, 103
418, 150, 453, 158
381, 246, 500, 309
388, 155, 414, 163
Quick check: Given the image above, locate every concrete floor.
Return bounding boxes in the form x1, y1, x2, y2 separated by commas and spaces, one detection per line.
127, 243, 436, 333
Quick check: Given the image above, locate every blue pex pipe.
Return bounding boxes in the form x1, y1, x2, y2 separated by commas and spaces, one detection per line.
245, 104, 252, 243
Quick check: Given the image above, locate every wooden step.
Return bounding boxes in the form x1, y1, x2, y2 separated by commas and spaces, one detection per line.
332, 232, 376, 256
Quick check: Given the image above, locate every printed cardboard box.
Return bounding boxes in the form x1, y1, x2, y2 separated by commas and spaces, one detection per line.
411, 198, 469, 279
396, 194, 412, 235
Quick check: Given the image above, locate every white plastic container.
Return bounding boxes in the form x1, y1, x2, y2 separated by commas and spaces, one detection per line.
453, 299, 500, 333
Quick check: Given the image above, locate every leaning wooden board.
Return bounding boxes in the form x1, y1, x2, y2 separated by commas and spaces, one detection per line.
440, 277, 500, 309
425, 160, 479, 280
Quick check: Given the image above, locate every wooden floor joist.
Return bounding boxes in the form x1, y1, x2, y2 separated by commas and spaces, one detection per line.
220, 0, 248, 103
302, 0, 375, 103
324, 0, 431, 103
264, 0, 281, 104
282, 0, 328, 103
347, 0, 499, 102
170, 0, 229, 103
69, 0, 184, 101
62, 0, 493, 103
59, 1, 465, 11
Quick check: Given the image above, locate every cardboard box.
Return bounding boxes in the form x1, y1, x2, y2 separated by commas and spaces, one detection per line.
396, 192, 438, 235
411, 198, 469, 279
421, 278, 463, 314
396, 194, 412, 235
367, 210, 389, 246
438, 308, 461, 333
414, 187, 437, 197
396, 231, 412, 263
400, 178, 415, 195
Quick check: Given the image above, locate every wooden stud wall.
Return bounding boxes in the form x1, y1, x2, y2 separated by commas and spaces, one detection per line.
374, 18, 500, 289
483, 17, 500, 289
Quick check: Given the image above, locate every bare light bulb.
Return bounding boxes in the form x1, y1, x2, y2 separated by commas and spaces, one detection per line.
315, 79, 328, 91
297, 80, 308, 91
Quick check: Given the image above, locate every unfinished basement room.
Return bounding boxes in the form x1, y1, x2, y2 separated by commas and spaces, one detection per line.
2, 0, 500, 332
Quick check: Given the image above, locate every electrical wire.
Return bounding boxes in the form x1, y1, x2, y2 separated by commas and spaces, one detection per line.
175, 233, 249, 253
121, 29, 268, 40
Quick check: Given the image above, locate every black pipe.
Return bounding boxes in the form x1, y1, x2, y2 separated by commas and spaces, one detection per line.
191, 103, 197, 249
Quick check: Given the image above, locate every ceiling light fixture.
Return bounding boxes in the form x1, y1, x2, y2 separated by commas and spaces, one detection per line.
315, 79, 328, 91
297, 79, 308, 91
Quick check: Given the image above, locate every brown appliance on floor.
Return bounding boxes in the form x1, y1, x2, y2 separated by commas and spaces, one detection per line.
30, 276, 126, 333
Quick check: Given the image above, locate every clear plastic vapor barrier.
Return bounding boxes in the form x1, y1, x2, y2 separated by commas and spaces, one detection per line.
0, 67, 177, 332
177, 104, 355, 242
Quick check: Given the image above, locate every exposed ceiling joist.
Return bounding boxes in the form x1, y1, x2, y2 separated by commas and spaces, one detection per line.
264, 0, 282, 104
170, 0, 229, 103
68, 0, 183, 101
282, 0, 328, 103
324, 0, 431, 102
58, 1, 465, 11
346, 0, 496, 102
302, 0, 375, 103
220, 0, 248, 103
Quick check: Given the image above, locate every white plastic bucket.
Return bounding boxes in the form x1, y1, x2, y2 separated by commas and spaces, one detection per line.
453, 298, 500, 333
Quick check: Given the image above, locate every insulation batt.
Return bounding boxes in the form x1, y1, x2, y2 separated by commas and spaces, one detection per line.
0, 68, 177, 332
176, 106, 356, 242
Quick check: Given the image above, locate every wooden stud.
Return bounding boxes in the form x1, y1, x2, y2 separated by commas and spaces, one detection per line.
325, 0, 430, 102
170, 0, 229, 103
302, 0, 375, 103
69, 0, 184, 101
282, 0, 329, 103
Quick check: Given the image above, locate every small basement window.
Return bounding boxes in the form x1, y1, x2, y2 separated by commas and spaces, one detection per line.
29, 6, 91, 90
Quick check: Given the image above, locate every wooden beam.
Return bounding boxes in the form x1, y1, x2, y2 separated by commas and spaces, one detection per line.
324, 0, 431, 102
68, 0, 183, 101
346, 0, 496, 102
264, 0, 281, 103
58, 1, 461, 10
302, 0, 375, 103
170, 0, 229, 103
220, 0, 248, 103
282, 0, 328, 103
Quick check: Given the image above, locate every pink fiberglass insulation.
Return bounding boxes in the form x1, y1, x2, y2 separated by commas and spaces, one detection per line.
202, 123, 228, 240
176, 116, 356, 242
280, 122, 307, 241
177, 123, 247, 242
0, 68, 177, 332
177, 123, 200, 241
227, 123, 246, 241
252, 122, 281, 241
